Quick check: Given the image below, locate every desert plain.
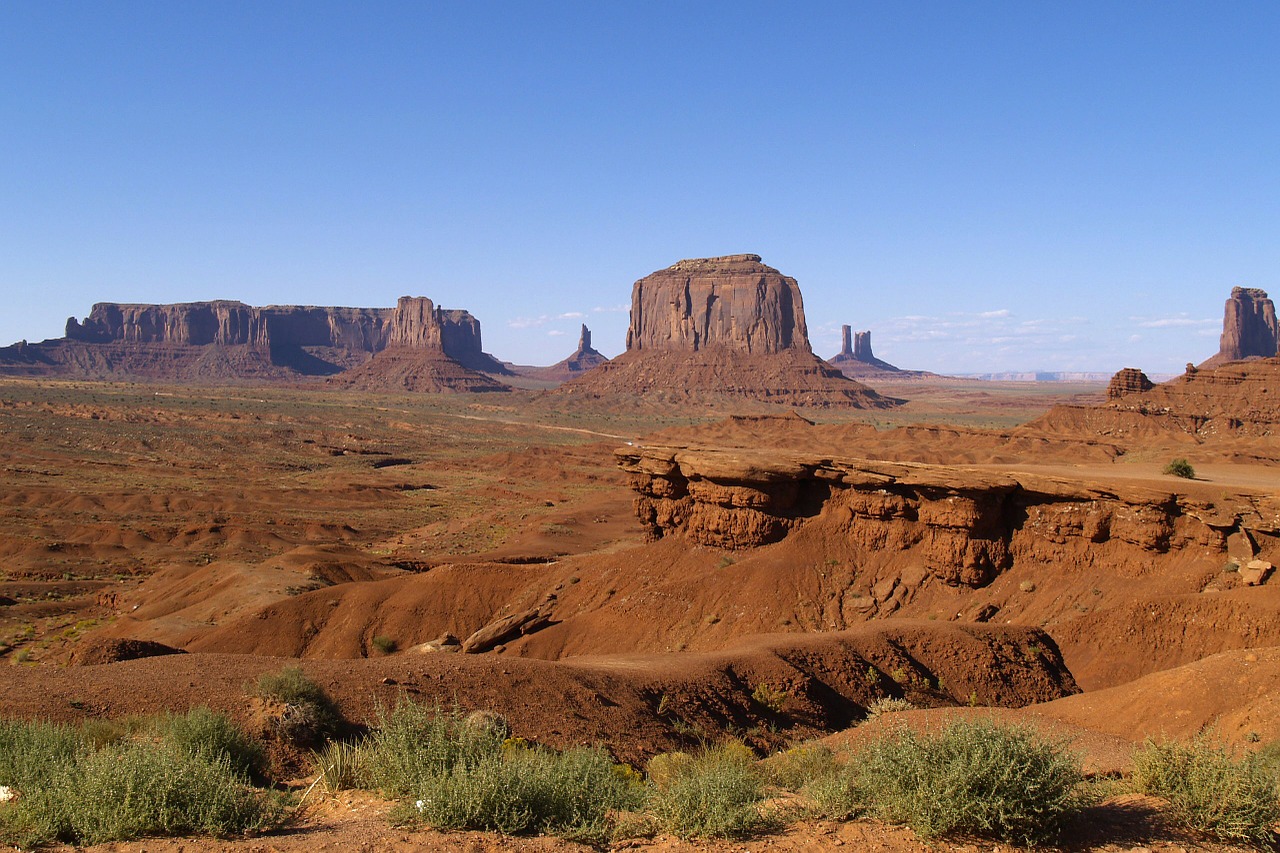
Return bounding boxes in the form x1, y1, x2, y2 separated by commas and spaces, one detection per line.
2, 259, 1280, 851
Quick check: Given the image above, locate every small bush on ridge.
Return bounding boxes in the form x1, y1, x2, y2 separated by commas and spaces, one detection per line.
1163, 458, 1196, 479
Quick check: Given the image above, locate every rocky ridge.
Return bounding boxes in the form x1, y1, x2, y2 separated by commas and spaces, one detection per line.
1104, 367, 1154, 400
617, 443, 1279, 585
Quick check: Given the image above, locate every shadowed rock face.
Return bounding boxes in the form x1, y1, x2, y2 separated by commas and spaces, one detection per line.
625, 254, 808, 355
1209, 287, 1279, 365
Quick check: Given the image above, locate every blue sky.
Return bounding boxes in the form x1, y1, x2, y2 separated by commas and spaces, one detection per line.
2, 2, 1277, 374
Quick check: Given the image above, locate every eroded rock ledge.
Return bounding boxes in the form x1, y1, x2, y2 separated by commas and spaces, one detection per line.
617, 444, 1280, 587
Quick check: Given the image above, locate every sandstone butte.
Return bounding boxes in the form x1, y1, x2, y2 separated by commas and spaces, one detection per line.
559, 254, 901, 408
1200, 285, 1280, 367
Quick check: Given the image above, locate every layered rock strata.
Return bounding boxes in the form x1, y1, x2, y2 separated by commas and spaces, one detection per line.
3, 296, 508, 386
1105, 367, 1154, 400
618, 444, 1280, 586
562, 255, 899, 408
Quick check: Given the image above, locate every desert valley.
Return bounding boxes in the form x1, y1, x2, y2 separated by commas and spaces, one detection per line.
0, 255, 1279, 850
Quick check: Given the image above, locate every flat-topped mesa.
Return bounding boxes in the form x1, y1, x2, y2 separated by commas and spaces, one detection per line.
625, 254, 809, 355
1106, 367, 1154, 400
1203, 287, 1280, 366
61, 297, 489, 362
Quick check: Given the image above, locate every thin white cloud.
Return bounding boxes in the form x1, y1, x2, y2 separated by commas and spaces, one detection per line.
978, 309, 1011, 318
592, 304, 628, 314
1131, 314, 1217, 329
547, 329, 566, 337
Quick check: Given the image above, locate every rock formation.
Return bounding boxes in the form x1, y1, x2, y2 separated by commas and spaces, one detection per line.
1202, 287, 1279, 367
561, 255, 900, 409
2, 296, 510, 388
618, 443, 1273, 586
1105, 367, 1154, 400
828, 325, 906, 376
515, 324, 609, 383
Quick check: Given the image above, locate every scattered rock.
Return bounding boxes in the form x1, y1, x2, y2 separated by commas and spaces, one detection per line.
1241, 560, 1273, 586
462, 608, 552, 653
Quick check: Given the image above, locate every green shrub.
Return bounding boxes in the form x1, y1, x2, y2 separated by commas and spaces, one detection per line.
405, 745, 642, 842
154, 707, 263, 779
371, 635, 397, 655
849, 719, 1083, 844
750, 683, 788, 715
646, 742, 766, 838
0, 741, 284, 846
362, 701, 506, 796
252, 665, 340, 740
760, 743, 836, 790
0, 719, 83, 790
1134, 735, 1280, 846
864, 697, 915, 720
1163, 458, 1196, 479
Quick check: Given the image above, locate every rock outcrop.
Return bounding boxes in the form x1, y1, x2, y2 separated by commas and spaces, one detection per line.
1202, 287, 1279, 367
828, 326, 903, 375
1105, 367, 1154, 400
625, 254, 807, 354
618, 444, 1280, 587
561, 256, 900, 409
516, 325, 609, 383
3, 296, 509, 387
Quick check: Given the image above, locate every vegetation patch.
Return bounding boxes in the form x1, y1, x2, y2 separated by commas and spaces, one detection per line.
645, 741, 768, 839
1134, 734, 1280, 847
839, 718, 1084, 844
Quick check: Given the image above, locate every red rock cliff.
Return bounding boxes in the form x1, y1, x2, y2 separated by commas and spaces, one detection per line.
625, 254, 808, 355
1207, 287, 1279, 365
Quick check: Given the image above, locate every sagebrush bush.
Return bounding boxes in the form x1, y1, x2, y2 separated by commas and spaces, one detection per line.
362, 701, 506, 796
155, 707, 264, 779
406, 745, 642, 842
0, 719, 83, 791
1134, 735, 1280, 847
0, 737, 284, 847
760, 743, 836, 790
850, 719, 1084, 844
646, 742, 766, 838
252, 665, 340, 740
1163, 458, 1196, 479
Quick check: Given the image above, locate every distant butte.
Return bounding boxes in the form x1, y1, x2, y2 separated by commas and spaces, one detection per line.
560, 254, 901, 408
513, 324, 609, 383
0, 296, 510, 390
827, 324, 936, 380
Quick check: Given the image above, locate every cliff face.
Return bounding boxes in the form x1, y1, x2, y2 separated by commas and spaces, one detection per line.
6, 296, 503, 384
618, 444, 1276, 585
1202, 287, 1280, 366
561, 255, 900, 409
829, 325, 900, 374
625, 254, 808, 355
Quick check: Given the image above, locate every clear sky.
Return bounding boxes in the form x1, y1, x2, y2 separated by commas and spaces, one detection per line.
2, 2, 1277, 374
